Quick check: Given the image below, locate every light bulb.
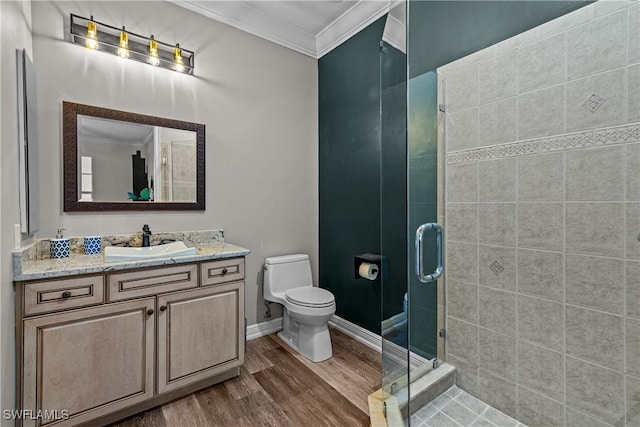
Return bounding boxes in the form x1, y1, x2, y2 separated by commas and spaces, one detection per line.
149, 37, 160, 66
117, 27, 129, 59
86, 19, 98, 50
174, 44, 185, 72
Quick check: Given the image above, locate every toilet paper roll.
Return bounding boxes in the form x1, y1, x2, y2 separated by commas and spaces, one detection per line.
359, 262, 379, 280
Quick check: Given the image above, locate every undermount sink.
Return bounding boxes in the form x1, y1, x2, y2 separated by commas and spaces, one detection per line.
104, 241, 197, 263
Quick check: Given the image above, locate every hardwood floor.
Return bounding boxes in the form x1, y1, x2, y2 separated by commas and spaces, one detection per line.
111, 328, 381, 427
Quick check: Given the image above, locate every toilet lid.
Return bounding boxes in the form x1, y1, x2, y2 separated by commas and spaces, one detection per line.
286, 287, 335, 308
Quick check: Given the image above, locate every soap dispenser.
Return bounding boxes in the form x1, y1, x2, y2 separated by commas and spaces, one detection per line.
50, 228, 70, 259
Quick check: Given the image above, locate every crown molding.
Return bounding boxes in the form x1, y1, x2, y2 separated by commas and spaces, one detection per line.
77, 136, 147, 147
316, 1, 391, 58
170, 0, 318, 57
171, 0, 393, 59
381, 11, 405, 53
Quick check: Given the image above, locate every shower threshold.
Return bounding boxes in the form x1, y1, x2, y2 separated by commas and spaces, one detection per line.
370, 362, 456, 426
411, 385, 527, 427
370, 364, 526, 426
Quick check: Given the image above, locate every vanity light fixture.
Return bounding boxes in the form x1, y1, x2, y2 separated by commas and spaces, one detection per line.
149, 36, 160, 66
85, 17, 98, 50
174, 44, 185, 73
69, 14, 194, 74
117, 27, 129, 59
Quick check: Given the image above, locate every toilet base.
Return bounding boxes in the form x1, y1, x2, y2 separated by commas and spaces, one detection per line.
277, 311, 333, 362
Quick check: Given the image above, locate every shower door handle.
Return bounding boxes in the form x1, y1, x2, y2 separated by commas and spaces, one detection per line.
415, 222, 443, 283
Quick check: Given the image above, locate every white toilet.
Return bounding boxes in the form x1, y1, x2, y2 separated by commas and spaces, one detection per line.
263, 254, 336, 362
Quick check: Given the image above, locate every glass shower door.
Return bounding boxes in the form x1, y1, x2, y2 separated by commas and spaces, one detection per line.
379, 2, 443, 423
407, 69, 442, 368
405, 2, 638, 425
379, 32, 410, 424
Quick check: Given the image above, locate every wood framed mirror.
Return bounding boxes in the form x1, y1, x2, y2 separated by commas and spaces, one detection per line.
63, 102, 205, 211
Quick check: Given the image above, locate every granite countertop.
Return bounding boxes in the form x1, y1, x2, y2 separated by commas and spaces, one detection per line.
13, 229, 250, 281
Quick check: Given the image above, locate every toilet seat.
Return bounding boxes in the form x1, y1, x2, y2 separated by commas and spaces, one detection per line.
285, 287, 335, 308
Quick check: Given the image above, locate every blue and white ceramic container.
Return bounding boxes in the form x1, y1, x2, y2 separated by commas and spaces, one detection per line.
84, 236, 102, 255
50, 238, 70, 259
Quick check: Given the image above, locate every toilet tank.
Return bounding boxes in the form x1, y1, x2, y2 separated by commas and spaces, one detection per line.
264, 254, 313, 299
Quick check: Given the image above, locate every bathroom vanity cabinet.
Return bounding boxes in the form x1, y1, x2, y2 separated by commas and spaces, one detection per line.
15, 257, 245, 427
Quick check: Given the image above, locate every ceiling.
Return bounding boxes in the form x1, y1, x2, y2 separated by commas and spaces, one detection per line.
78, 116, 154, 146
171, 1, 394, 58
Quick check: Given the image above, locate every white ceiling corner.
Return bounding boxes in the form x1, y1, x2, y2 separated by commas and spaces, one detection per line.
315, 1, 391, 58
381, 1, 405, 53
170, 1, 392, 59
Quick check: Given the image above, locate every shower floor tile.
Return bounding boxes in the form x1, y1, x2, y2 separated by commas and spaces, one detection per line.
410, 386, 527, 427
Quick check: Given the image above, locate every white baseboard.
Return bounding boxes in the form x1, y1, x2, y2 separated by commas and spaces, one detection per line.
248, 314, 431, 371
246, 317, 283, 341
381, 312, 407, 336
329, 314, 431, 370
387, 340, 431, 371
246, 314, 384, 350
329, 314, 382, 352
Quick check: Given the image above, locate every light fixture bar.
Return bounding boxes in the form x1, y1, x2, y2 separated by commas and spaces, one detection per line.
69, 14, 194, 74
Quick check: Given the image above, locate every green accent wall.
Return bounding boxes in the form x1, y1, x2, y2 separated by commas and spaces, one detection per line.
318, 1, 592, 336
380, 42, 409, 327
318, 17, 387, 334
408, 1, 592, 77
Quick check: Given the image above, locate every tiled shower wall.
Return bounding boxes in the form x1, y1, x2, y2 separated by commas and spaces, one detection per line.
441, 1, 640, 426
169, 141, 197, 201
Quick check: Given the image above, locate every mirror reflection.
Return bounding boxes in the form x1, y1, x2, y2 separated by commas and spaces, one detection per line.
77, 115, 197, 203
63, 101, 205, 212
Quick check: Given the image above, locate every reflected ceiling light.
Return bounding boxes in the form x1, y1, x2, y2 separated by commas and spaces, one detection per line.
70, 14, 194, 74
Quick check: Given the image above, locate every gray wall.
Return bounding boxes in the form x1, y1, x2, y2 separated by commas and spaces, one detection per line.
0, 0, 318, 414
443, 2, 640, 426
0, 1, 33, 423
31, 0, 318, 330
78, 141, 141, 201
0, 1, 318, 418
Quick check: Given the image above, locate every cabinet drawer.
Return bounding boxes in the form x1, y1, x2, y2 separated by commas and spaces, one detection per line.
108, 264, 198, 301
23, 276, 105, 316
200, 258, 245, 286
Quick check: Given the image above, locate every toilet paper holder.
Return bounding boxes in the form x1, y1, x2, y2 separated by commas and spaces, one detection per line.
354, 253, 385, 280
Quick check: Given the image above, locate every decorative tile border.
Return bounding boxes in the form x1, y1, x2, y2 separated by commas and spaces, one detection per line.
447, 123, 640, 164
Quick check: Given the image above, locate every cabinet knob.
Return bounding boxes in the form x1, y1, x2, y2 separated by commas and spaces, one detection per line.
61, 291, 72, 299
147, 309, 154, 316
221, 268, 228, 275
160, 305, 167, 312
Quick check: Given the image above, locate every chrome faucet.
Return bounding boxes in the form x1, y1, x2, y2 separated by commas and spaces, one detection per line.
142, 224, 152, 247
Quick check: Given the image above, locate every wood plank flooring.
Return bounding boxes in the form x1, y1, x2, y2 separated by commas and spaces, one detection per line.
110, 328, 381, 427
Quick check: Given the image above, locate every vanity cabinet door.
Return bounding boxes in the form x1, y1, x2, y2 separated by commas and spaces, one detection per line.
157, 281, 245, 394
22, 298, 155, 427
